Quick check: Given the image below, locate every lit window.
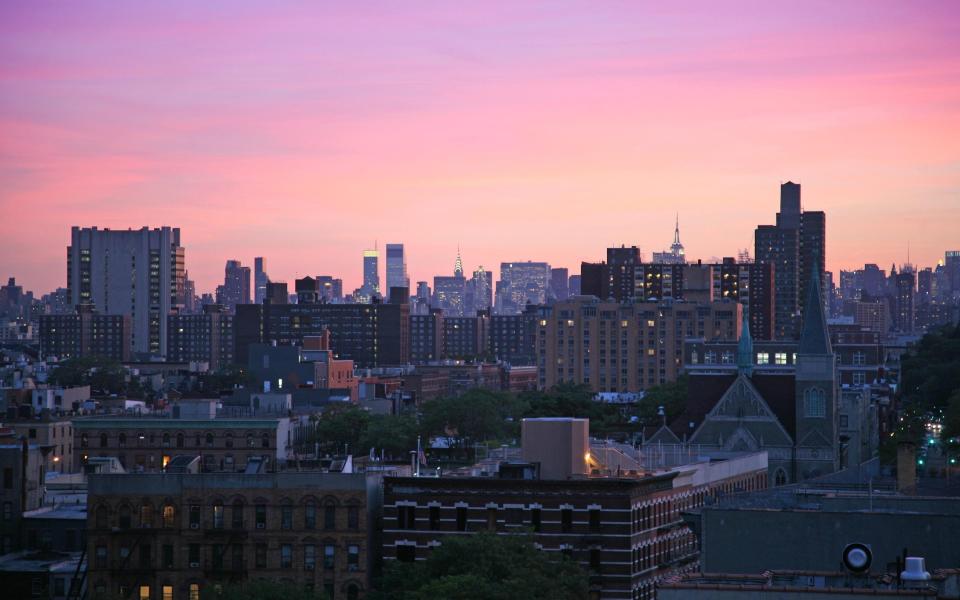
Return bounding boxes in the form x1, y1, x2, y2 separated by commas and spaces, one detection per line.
774, 352, 787, 365
756, 352, 769, 365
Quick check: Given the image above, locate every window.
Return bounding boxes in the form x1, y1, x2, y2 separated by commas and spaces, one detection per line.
162, 433, 170, 448
281, 503, 292, 529
255, 504, 266, 529
774, 469, 788, 486
139, 585, 151, 600
81, 434, 89, 448
189, 544, 200, 566
324, 503, 336, 530
348, 505, 359, 530
232, 500, 244, 529
589, 508, 601, 531
205, 433, 214, 448
95, 545, 107, 568
804, 387, 826, 418
212, 502, 224, 528
189, 584, 200, 600
261, 433, 270, 449
304, 544, 316, 570
397, 505, 415, 530
176, 433, 184, 448
348, 545, 359, 571
255, 544, 267, 568
774, 352, 787, 365
853, 371, 866, 386
95, 505, 108, 528
162, 585, 173, 600
189, 505, 200, 528
756, 352, 769, 365
396, 544, 415, 562
225, 433, 233, 449
140, 502, 153, 528
530, 508, 542, 532
305, 501, 316, 529
162, 504, 175, 528
456, 506, 467, 531
486, 507, 497, 531
429, 506, 440, 530
853, 351, 866, 366
590, 548, 601, 572
162, 544, 174, 569
99, 433, 108, 448
118, 433, 126, 448
561, 508, 573, 533
139, 544, 151, 569
119, 505, 132, 529
324, 544, 335, 569
280, 544, 292, 569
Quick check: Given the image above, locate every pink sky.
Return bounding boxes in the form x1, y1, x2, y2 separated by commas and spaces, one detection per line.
1, 1, 959, 295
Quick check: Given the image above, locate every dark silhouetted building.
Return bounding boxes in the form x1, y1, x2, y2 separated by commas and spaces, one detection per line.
39, 305, 131, 362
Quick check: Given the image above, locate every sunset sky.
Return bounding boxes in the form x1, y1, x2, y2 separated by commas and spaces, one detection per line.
1, 1, 958, 295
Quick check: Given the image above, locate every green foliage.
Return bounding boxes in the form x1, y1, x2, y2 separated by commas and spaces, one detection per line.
199, 580, 329, 600
635, 377, 688, 422
48, 356, 138, 396
897, 325, 960, 446
314, 404, 371, 454
360, 413, 420, 459
372, 533, 588, 600
419, 389, 523, 446
199, 365, 254, 394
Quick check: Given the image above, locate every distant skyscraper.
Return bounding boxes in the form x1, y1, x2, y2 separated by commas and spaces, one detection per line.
652, 215, 686, 264
754, 182, 825, 340
67, 226, 184, 356
254, 257, 269, 305
471, 266, 493, 312
316, 276, 343, 302
183, 273, 197, 314
496, 261, 551, 315
416, 281, 431, 303
895, 270, 915, 333
568, 275, 582, 296
385, 243, 409, 301
946, 250, 960, 296
362, 248, 380, 298
550, 267, 569, 301
217, 259, 251, 312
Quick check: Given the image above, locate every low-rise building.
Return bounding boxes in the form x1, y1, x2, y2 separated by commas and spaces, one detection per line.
86, 471, 380, 600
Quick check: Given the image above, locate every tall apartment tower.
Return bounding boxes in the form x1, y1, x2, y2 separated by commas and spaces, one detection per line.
754, 182, 826, 339
217, 259, 251, 312
254, 257, 269, 305
67, 226, 184, 357
362, 249, 380, 297
385, 244, 409, 301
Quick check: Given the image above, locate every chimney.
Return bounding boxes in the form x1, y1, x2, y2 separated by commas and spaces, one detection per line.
897, 441, 917, 494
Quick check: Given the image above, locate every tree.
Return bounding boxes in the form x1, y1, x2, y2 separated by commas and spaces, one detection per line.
419, 389, 521, 447
372, 533, 588, 600
48, 356, 134, 396
635, 376, 688, 422
360, 413, 419, 459
314, 404, 371, 454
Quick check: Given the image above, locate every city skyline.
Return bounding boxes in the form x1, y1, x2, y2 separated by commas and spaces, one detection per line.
2, 2, 959, 295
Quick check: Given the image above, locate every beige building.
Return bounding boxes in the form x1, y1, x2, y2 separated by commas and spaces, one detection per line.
537, 297, 741, 392
87, 471, 379, 600
9, 419, 74, 474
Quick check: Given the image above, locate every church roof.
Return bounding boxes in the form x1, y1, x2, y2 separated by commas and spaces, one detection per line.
798, 258, 832, 356
669, 372, 797, 440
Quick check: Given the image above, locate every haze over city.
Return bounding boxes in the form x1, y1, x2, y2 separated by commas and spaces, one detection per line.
2, 1, 959, 294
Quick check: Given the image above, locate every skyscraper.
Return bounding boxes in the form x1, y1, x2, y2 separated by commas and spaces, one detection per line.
470, 266, 493, 312
67, 226, 184, 356
385, 243, 409, 301
652, 215, 686, 264
550, 267, 569, 301
754, 182, 826, 340
496, 261, 551, 314
217, 259, 251, 312
254, 257, 269, 305
362, 248, 380, 298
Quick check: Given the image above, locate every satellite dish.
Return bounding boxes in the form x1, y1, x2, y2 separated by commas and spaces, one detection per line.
842, 543, 872, 573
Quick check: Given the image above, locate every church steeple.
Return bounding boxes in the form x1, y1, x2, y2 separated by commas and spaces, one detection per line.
798, 255, 831, 356
737, 305, 754, 377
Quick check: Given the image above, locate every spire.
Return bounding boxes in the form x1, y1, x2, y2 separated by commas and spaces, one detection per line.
798, 254, 832, 355
673, 213, 681, 245
454, 246, 463, 277
737, 304, 754, 377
